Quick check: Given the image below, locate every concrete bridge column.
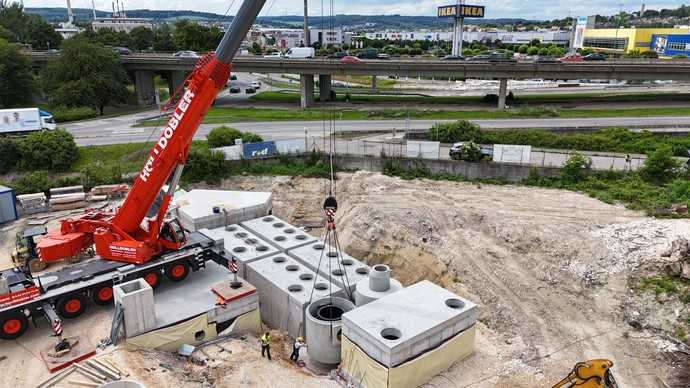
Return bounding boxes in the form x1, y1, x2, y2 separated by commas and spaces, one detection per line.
498, 78, 508, 109
300, 74, 315, 108
371, 75, 377, 92
319, 74, 331, 102
134, 70, 156, 106
167, 70, 188, 99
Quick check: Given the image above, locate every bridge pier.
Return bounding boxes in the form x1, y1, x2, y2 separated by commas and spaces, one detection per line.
134, 70, 156, 106
371, 75, 377, 92
300, 74, 315, 108
319, 74, 331, 102
167, 70, 188, 99
498, 78, 508, 109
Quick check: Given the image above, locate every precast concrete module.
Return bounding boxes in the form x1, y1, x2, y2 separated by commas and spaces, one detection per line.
113, 278, 157, 338
306, 296, 355, 365
288, 241, 370, 295
354, 264, 403, 306
173, 190, 273, 232
240, 215, 318, 251
199, 225, 279, 278
246, 253, 344, 336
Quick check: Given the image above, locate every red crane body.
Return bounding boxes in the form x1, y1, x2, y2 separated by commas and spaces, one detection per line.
36, 0, 267, 264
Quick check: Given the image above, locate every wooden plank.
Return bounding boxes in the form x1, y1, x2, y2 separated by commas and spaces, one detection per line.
67, 380, 98, 388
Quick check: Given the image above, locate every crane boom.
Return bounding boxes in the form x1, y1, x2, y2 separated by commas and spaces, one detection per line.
37, 0, 267, 265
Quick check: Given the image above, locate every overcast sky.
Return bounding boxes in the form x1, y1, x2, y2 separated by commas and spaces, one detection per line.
23, 0, 685, 20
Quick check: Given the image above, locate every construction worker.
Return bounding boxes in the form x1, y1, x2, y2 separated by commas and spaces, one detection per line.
290, 336, 306, 362
260, 331, 271, 361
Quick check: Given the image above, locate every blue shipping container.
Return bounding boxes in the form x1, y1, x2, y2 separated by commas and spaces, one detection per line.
0, 185, 17, 224
243, 141, 277, 159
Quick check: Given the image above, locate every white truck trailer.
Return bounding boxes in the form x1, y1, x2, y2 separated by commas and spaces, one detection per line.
0, 108, 56, 135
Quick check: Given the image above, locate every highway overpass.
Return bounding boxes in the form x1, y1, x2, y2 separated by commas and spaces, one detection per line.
26, 51, 690, 108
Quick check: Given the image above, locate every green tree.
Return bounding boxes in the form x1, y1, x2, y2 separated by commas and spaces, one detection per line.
560, 153, 591, 183
128, 26, 153, 51
0, 38, 35, 107
24, 15, 62, 49
640, 146, 679, 183
207, 126, 263, 147
172, 20, 221, 52
152, 24, 175, 52
43, 38, 129, 115
527, 46, 539, 56
428, 120, 481, 143
517, 44, 529, 54
0, 137, 19, 172
18, 129, 78, 171
0, 2, 61, 49
183, 148, 226, 183
537, 47, 549, 56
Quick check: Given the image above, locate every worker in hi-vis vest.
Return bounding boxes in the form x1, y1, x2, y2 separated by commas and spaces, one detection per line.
260, 332, 272, 360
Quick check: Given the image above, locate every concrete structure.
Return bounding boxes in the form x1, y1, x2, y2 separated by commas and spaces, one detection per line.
305, 296, 355, 365
245, 254, 342, 336
92, 17, 153, 33
497, 78, 508, 109
319, 74, 332, 102
355, 264, 403, 306
114, 278, 157, 338
651, 34, 690, 57
199, 225, 279, 278
173, 190, 272, 232
240, 215, 317, 251
310, 28, 344, 46
134, 70, 156, 105
288, 241, 370, 295
300, 74, 315, 108
583, 27, 690, 53
0, 185, 17, 224
342, 280, 477, 367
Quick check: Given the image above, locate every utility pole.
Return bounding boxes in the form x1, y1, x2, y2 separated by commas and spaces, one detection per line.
303, 0, 310, 47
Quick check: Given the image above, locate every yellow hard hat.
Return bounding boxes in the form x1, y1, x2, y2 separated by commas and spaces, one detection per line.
297, 336, 304, 342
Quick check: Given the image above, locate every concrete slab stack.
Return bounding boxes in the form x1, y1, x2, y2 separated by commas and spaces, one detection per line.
287, 241, 370, 295
240, 215, 317, 251
342, 280, 477, 368
173, 190, 272, 232
199, 225, 279, 278
246, 254, 343, 337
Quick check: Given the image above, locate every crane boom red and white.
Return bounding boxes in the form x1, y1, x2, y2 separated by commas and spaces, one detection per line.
37, 0, 267, 265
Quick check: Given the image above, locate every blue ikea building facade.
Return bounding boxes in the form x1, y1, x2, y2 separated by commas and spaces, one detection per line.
651, 34, 690, 57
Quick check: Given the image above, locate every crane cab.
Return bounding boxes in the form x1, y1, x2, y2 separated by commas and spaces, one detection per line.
160, 219, 186, 250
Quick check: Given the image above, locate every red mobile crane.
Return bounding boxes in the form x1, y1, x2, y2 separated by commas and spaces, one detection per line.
0, 0, 267, 341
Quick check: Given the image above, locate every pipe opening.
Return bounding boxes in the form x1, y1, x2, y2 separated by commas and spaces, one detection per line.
288, 284, 303, 292
262, 217, 274, 222
245, 238, 258, 244
315, 305, 344, 321
274, 236, 286, 241
445, 298, 465, 309
257, 245, 269, 251
313, 244, 324, 250
332, 269, 344, 276
380, 328, 401, 341
299, 273, 314, 281
296, 235, 307, 240
285, 264, 299, 272
272, 256, 286, 263
327, 252, 339, 258
234, 232, 247, 238
284, 228, 295, 234
232, 246, 246, 253
374, 265, 388, 272
314, 283, 328, 290
273, 222, 286, 228
225, 226, 237, 231
341, 259, 353, 266
355, 267, 369, 275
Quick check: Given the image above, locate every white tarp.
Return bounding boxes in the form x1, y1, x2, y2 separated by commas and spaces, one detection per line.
275, 138, 307, 154
492, 144, 531, 164
406, 141, 440, 159
212, 145, 243, 160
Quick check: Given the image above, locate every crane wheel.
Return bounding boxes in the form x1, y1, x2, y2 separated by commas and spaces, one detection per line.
166, 262, 190, 282
0, 313, 29, 340
142, 271, 162, 289
57, 294, 88, 319
92, 285, 114, 306
29, 258, 47, 272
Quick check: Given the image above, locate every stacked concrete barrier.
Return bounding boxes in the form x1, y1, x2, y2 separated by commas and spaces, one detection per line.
199, 225, 279, 278
240, 215, 317, 251
174, 190, 273, 232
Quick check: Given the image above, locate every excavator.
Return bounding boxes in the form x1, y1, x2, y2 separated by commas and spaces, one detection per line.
552, 359, 619, 388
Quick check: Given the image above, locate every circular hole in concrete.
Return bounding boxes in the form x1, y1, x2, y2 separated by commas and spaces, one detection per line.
314, 283, 328, 290
284, 228, 295, 234
262, 217, 274, 222
245, 238, 258, 244
381, 328, 402, 341
288, 284, 303, 292
225, 225, 237, 231
313, 244, 324, 250
232, 246, 246, 253
299, 273, 314, 281
355, 267, 369, 275
274, 236, 286, 242
374, 265, 388, 272
445, 298, 465, 309
285, 264, 299, 272
273, 222, 286, 228
295, 235, 307, 240
332, 269, 344, 276
272, 256, 286, 263
316, 305, 344, 321
341, 259, 354, 266
327, 252, 338, 258
234, 232, 247, 238
256, 245, 269, 251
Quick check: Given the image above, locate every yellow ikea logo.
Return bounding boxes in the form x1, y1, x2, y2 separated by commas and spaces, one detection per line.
438, 4, 485, 18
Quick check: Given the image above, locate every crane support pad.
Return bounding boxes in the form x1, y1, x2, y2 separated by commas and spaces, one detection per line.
40, 335, 96, 373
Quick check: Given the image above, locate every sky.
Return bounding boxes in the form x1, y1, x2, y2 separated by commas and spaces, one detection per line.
23, 0, 686, 20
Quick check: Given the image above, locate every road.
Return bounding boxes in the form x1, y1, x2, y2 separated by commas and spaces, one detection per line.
64, 114, 690, 146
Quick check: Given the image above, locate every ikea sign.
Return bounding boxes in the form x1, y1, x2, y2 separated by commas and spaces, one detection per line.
437, 4, 485, 18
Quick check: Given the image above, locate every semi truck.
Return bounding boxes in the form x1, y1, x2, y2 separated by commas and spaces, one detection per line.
0, 108, 56, 135
0, 0, 267, 341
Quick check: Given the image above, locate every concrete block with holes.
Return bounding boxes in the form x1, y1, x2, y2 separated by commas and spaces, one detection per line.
341, 280, 477, 367
240, 215, 318, 251
245, 253, 344, 337
199, 225, 279, 278
173, 190, 273, 232
113, 278, 157, 338
287, 241, 370, 295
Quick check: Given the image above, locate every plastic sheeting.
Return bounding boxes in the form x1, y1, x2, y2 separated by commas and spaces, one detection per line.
340, 325, 476, 388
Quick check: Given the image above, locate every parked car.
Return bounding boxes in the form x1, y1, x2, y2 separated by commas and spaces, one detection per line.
173, 50, 199, 58
466, 54, 490, 61
449, 142, 493, 161
340, 55, 363, 64
251, 81, 261, 89
245, 87, 256, 94
327, 51, 348, 59
263, 52, 284, 59
441, 55, 465, 61
559, 54, 583, 62
46, 49, 60, 54
535, 56, 559, 63
376, 53, 390, 60
229, 86, 241, 93
230, 74, 238, 80
357, 48, 379, 59
583, 53, 606, 61
488, 52, 516, 63
284, 47, 315, 59
112, 47, 132, 55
